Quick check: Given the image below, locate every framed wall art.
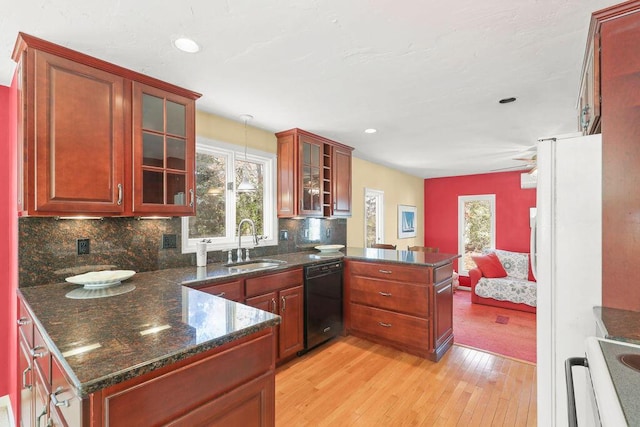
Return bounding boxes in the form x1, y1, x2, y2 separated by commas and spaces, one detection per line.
398, 205, 417, 238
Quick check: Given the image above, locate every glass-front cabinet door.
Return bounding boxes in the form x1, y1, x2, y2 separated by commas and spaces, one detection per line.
298, 135, 323, 215
132, 82, 196, 215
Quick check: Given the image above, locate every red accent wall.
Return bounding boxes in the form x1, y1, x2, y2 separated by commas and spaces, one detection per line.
0, 80, 18, 416
424, 171, 537, 280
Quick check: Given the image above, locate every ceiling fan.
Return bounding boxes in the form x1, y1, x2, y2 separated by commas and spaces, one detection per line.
492, 146, 537, 174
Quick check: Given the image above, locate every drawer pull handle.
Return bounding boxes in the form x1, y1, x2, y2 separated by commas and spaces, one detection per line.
323, 327, 331, 333
51, 386, 71, 408
215, 292, 226, 298
378, 292, 392, 297
22, 366, 32, 390
379, 322, 392, 328
17, 317, 30, 326
281, 296, 286, 311
30, 346, 47, 358
117, 183, 123, 205
271, 298, 277, 313
189, 189, 195, 207
378, 269, 392, 274
37, 405, 47, 427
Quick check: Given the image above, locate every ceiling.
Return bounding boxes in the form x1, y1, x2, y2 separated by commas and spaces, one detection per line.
1, 0, 617, 178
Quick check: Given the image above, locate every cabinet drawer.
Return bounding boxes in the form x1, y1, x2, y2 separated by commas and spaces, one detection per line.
350, 303, 429, 349
350, 276, 428, 317
18, 298, 33, 345
197, 280, 243, 302
245, 269, 302, 297
51, 355, 82, 426
348, 261, 429, 283
104, 331, 274, 426
434, 263, 453, 285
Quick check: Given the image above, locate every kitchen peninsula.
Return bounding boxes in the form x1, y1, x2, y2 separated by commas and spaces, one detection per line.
18, 248, 458, 425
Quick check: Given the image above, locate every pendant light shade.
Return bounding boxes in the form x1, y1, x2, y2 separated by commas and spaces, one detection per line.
237, 114, 256, 193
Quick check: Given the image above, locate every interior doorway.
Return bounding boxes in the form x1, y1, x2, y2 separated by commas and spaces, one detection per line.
364, 188, 384, 247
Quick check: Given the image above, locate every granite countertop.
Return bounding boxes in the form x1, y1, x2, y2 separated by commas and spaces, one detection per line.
343, 247, 460, 268
19, 270, 280, 398
19, 247, 459, 398
592, 306, 640, 425
594, 306, 640, 345
172, 248, 459, 289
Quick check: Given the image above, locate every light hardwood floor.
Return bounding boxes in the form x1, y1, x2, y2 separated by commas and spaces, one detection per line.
276, 336, 536, 426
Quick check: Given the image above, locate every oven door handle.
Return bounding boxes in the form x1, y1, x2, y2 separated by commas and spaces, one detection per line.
565, 357, 589, 427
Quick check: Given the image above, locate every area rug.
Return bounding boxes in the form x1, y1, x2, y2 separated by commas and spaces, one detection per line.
453, 289, 536, 363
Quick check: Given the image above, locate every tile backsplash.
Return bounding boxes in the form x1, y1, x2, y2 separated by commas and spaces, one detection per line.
19, 216, 346, 287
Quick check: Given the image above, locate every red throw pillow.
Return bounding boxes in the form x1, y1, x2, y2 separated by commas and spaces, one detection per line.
471, 253, 507, 278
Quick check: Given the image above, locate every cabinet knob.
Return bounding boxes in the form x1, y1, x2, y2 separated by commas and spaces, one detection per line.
30, 346, 47, 359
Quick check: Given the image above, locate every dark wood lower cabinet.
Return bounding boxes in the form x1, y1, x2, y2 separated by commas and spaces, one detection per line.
18, 289, 276, 427
245, 269, 304, 364
345, 260, 454, 361
167, 372, 274, 427
96, 330, 275, 426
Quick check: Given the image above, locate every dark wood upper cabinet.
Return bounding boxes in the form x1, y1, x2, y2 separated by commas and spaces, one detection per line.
596, 1, 640, 311
332, 144, 353, 217
132, 82, 196, 215
276, 128, 353, 218
12, 32, 200, 217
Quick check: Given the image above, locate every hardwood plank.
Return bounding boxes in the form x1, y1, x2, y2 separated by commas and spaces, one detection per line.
276, 336, 537, 426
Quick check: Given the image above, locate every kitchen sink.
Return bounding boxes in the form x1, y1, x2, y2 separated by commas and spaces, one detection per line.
224, 259, 286, 273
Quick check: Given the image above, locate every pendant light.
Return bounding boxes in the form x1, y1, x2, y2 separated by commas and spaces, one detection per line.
237, 114, 256, 192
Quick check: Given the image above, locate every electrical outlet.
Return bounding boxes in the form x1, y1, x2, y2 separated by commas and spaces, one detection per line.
304, 229, 309, 238
76, 238, 90, 255
279, 230, 289, 240
162, 233, 177, 249
326, 228, 331, 238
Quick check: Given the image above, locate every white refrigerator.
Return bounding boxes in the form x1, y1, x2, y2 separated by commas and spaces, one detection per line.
534, 133, 602, 426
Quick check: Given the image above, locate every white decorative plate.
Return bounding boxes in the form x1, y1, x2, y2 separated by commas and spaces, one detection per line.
314, 244, 345, 253
65, 270, 136, 289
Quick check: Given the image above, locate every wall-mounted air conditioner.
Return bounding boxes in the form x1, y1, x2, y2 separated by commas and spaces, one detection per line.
521, 172, 537, 189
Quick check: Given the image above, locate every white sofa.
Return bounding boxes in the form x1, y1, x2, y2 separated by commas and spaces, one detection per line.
469, 249, 537, 313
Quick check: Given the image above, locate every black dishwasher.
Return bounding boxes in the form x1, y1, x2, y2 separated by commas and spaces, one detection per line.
302, 260, 343, 352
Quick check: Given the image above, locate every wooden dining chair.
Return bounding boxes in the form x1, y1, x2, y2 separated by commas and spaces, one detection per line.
407, 245, 439, 253
371, 243, 397, 250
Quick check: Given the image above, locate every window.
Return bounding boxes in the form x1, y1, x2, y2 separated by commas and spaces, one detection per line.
458, 195, 496, 275
364, 189, 384, 247
181, 137, 277, 253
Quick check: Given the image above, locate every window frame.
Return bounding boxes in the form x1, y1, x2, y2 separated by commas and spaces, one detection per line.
457, 194, 496, 276
181, 137, 277, 253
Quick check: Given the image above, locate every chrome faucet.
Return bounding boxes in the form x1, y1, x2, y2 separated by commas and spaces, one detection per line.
237, 218, 259, 262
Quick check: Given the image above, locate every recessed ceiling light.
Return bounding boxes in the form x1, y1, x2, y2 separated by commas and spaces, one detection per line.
173, 37, 200, 53
364, 128, 377, 134
499, 97, 517, 104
